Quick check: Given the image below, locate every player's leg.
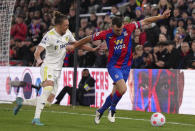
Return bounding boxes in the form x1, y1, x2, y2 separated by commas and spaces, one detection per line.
13, 97, 24, 115
32, 80, 54, 126
94, 86, 116, 124
32, 65, 54, 126
55, 86, 71, 104
108, 79, 127, 122
94, 67, 121, 124
108, 67, 130, 122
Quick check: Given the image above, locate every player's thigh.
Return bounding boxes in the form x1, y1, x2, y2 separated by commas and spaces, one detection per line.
40, 65, 54, 87
111, 84, 117, 95
115, 79, 127, 94
115, 67, 130, 94
107, 67, 123, 83
122, 67, 131, 82
51, 70, 61, 95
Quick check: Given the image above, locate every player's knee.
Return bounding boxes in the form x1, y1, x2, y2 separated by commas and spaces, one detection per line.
47, 93, 55, 103
119, 86, 127, 95
44, 86, 53, 92
42, 80, 54, 87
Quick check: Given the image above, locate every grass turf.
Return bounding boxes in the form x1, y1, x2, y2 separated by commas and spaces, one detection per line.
0, 104, 195, 131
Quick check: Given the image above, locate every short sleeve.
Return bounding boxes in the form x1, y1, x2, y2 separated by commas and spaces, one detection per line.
68, 31, 76, 43
92, 30, 107, 41
39, 34, 51, 48
124, 21, 142, 32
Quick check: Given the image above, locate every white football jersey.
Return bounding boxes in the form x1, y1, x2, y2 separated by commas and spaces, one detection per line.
39, 28, 76, 70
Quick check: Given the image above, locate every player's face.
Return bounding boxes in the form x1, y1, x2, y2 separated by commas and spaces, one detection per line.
112, 25, 123, 36
60, 19, 69, 35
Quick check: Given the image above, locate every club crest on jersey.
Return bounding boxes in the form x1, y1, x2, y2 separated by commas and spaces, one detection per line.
124, 31, 128, 36
115, 74, 119, 79
95, 32, 100, 37
65, 36, 69, 41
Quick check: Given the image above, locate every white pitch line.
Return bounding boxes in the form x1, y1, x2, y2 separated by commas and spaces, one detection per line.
47, 110, 195, 127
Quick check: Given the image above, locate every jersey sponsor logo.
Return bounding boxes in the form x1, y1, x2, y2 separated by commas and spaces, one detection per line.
114, 44, 126, 50
60, 43, 67, 49
114, 39, 123, 45
114, 39, 125, 50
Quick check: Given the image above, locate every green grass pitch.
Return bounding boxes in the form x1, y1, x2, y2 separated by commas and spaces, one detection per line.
0, 104, 194, 131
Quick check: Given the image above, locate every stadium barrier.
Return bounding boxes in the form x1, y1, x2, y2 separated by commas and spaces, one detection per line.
0, 67, 195, 115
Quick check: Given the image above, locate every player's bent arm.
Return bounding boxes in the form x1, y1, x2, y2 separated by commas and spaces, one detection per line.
34, 45, 45, 61
140, 9, 171, 26
80, 45, 99, 52
73, 35, 93, 49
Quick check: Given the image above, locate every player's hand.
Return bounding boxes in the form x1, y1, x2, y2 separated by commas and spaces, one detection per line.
66, 45, 75, 52
36, 58, 43, 66
92, 45, 101, 52
162, 9, 171, 19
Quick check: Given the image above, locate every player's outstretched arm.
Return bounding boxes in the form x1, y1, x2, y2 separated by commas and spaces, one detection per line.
140, 9, 171, 26
80, 45, 100, 52
34, 45, 45, 66
66, 35, 92, 52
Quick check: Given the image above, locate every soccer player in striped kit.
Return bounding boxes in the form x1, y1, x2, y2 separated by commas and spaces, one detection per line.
66, 9, 171, 124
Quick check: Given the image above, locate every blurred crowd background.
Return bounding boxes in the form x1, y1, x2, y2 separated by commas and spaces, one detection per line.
9, 0, 195, 69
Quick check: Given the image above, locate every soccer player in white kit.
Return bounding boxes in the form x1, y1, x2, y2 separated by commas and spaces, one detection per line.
13, 11, 98, 126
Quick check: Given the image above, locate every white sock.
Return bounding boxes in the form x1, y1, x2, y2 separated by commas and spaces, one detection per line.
23, 98, 37, 106
34, 86, 53, 119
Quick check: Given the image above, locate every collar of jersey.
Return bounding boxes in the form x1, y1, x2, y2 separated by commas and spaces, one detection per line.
53, 28, 66, 37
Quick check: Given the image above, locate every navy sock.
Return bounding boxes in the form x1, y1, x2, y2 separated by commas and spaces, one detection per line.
98, 94, 112, 114
110, 90, 122, 111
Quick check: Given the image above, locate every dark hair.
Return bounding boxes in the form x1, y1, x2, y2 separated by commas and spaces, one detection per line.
112, 16, 123, 27
53, 11, 68, 25
83, 68, 89, 72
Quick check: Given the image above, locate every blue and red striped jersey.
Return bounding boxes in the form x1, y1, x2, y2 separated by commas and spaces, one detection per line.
92, 21, 141, 68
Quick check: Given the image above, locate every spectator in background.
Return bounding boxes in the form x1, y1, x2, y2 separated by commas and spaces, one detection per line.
143, 42, 154, 68
143, 4, 151, 16
11, 15, 27, 41
28, 17, 44, 45
94, 42, 108, 68
132, 45, 146, 68
160, 25, 170, 40
173, 8, 181, 18
55, 68, 95, 106
111, 5, 121, 16
174, 33, 183, 49
135, 7, 144, 21
89, 12, 97, 27
165, 41, 178, 68
80, 18, 88, 30
151, 4, 159, 16
124, 5, 136, 19
187, 41, 195, 67
158, 0, 172, 14
68, 7, 76, 32
175, 41, 191, 69
100, 13, 112, 30
168, 17, 178, 40
132, 35, 140, 53
159, 33, 168, 42
154, 42, 169, 68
